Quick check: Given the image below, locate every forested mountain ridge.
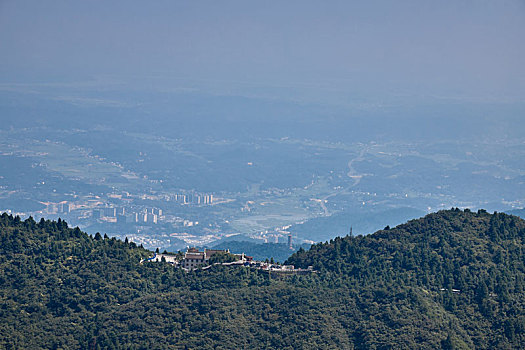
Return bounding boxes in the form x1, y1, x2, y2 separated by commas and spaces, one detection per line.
286, 208, 525, 347
288, 208, 525, 281
1, 210, 524, 349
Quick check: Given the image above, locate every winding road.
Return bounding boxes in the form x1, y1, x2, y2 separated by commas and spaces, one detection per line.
316, 146, 369, 216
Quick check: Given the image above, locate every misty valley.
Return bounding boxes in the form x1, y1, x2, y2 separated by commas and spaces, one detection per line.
1, 117, 523, 254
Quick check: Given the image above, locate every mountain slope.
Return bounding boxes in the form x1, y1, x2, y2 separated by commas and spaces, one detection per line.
287, 208, 525, 348
1, 210, 524, 349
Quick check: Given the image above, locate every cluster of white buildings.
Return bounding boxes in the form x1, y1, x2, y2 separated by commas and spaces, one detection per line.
144, 247, 251, 270
143, 247, 315, 275
93, 207, 163, 224
170, 193, 214, 205
46, 202, 71, 214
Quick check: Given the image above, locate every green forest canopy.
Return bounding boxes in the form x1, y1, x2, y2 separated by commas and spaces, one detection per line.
0, 209, 524, 349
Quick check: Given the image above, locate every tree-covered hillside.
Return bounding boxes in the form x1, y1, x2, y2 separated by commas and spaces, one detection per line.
1, 210, 524, 349
287, 208, 525, 348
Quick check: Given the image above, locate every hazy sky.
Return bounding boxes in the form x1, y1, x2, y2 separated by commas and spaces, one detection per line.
1, 0, 524, 100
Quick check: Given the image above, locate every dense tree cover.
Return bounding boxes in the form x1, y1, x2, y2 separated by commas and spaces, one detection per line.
207, 251, 238, 264
0, 210, 524, 349
287, 208, 525, 348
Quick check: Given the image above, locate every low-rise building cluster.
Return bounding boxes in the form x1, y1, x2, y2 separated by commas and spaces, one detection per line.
143, 247, 315, 275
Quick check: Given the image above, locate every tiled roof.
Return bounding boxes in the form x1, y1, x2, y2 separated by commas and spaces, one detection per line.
185, 252, 204, 260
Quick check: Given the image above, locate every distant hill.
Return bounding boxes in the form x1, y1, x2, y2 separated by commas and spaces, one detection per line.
506, 208, 525, 219
290, 206, 426, 241
211, 240, 310, 262
1, 210, 524, 348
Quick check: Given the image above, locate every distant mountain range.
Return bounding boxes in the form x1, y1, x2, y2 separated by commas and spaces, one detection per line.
1, 209, 524, 348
